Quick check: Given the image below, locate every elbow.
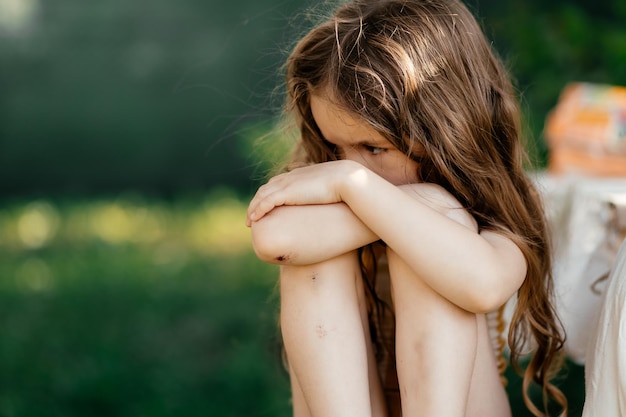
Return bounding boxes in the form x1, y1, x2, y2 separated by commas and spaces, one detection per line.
463, 270, 515, 314
250, 219, 295, 264
465, 289, 505, 315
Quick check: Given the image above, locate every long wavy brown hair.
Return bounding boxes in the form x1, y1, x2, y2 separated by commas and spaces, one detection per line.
280, 0, 567, 415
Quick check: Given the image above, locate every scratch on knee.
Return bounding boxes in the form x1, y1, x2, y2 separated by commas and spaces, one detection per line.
315, 324, 327, 338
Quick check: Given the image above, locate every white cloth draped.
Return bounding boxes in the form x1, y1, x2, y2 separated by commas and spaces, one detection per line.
582, 237, 626, 416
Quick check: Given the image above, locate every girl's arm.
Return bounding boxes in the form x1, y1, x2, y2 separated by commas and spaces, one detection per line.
247, 160, 527, 313
251, 202, 376, 264
251, 182, 472, 265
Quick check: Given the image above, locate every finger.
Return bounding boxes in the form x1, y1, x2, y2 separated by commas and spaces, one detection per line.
249, 190, 287, 222
247, 183, 279, 219
247, 191, 264, 226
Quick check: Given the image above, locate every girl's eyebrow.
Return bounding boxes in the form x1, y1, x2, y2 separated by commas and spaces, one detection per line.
353, 138, 388, 148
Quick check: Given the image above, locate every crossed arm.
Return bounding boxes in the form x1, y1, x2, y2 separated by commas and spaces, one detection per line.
247, 160, 527, 314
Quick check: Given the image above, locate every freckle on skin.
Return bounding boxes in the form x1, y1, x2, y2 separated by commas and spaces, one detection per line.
310, 272, 318, 281
315, 324, 327, 338
275, 254, 290, 262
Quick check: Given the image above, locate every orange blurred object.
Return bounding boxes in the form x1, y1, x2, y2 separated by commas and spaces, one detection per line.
545, 82, 626, 176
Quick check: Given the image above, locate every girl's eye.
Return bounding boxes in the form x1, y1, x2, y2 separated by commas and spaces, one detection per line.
364, 145, 385, 155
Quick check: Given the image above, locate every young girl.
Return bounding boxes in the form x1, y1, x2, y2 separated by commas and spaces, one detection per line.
246, 0, 567, 416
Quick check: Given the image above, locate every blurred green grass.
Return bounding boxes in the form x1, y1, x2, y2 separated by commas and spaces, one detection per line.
0, 193, 584, 416
0, 192, 291, 417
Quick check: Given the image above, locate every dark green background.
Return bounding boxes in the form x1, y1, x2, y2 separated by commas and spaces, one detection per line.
1, 0, 624, 198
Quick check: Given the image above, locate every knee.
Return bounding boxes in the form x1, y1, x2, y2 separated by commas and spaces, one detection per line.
385, 247, 428, 298
280, 250, 361, 290
279, 251, 366, 322
386, 247, 474, 321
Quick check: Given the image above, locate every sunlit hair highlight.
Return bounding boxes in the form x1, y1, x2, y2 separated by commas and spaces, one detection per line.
283, 0, 567, 415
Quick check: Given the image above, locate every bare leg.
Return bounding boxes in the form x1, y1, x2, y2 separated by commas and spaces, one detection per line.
387, 248, 478, 417
288, 364, 312, 417
280, 251, 387, 417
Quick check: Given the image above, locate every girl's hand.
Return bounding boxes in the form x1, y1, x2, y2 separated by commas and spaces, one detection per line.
246, 160, 358, 226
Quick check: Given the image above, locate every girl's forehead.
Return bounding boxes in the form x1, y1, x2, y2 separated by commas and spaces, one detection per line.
310, 94, 354, 125
310, 94, 388, 146
308, 92, 424, 153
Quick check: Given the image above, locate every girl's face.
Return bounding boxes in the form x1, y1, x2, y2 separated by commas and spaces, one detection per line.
310, 93, 420, 185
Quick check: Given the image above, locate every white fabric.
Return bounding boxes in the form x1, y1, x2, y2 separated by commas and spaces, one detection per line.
582, 237, 626, 417
532, 174, 626, 363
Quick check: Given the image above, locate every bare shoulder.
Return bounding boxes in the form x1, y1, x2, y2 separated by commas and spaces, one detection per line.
398, 183, 477, 231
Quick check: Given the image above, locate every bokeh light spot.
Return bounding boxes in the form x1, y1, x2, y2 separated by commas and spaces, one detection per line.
17, 201, 60, 249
